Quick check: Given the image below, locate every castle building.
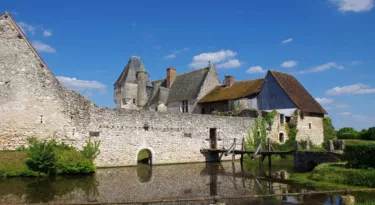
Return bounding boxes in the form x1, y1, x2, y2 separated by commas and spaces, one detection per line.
114, 56, 220, 113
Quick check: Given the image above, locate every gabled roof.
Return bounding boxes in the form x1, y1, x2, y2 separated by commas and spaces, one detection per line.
114, 56, 151, 86
269, 70, 327, 114
199, 79, 264, 103
152, 67, 210, 103
0, 12, 59, 85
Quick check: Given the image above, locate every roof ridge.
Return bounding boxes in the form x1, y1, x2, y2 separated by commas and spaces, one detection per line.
1, 12, 59, 85
270, 69, 293, 76
233, 78, 264, 83
152, 67, 209, 83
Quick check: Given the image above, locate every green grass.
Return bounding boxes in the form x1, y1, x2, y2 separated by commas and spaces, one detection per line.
356, 200, 375, 205
308, 163, 375, 187
343, 140, 375, 146
0, 151, 40, 177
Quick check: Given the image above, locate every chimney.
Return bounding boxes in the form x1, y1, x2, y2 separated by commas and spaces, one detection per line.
224, 76, 235, 87
166, 68, 176, 88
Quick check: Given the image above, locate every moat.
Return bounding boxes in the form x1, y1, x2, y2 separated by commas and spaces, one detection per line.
0, 160, 373, 204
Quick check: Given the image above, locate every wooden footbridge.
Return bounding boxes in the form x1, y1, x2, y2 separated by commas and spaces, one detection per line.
201, 137, 343, 169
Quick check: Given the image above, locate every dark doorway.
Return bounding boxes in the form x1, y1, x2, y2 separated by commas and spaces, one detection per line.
137, 149, 152, 165
209, 128, 217, 149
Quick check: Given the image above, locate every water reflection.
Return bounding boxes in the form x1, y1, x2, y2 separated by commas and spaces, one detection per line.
0, 161, 371, 204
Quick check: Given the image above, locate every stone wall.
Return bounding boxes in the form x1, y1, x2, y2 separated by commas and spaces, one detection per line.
294, 151, 343, 171
88, 109, 254, 167
296, 113, 324, 145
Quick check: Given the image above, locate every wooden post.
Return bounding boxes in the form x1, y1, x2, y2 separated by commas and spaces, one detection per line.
267, 138, 272, 167
240, 137, 244, 164
232, 138, 237, 164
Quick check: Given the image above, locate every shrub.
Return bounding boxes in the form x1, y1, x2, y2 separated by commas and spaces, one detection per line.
358, 129, 368, 140
361, 127, 375, 140
25, 137, 57, 175
81, 137, 101, 160
345, 144, 375, 169
54, 146, 95, 174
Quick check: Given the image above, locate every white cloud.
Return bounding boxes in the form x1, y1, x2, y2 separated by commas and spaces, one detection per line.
189, 49, 237, 69
18, 22, 36, 35
164, 54, 176, 59
216, 59, 242, 69
352, 60, 363, 65
326, 83, 375, 95
165, 48, 189, 59
315, 97, 334, 105
43, 29, 52, 37
246, 66, 267, 74
329, 0, 373, 12
340, 112, 352, 116
32, 40, 56, 53
298, 62, 344, 74
282, 38, 293, 44
56, 76, 107, 93
281, 60, 298, 68
336, 103, 350, 109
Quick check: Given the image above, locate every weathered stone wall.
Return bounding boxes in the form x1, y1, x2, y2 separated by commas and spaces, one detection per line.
88, 109, 254, 167
296, 114, 324, 145
294, 151, 343, 171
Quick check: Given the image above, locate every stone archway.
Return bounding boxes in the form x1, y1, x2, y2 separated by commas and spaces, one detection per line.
137, 149, 152, 165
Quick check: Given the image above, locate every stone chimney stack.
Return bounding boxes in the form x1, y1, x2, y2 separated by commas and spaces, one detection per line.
166, 68, 176, 88
224, 76, 235, 87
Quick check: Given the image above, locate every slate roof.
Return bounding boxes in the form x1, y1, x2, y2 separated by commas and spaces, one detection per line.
269, 70, 327, 114
114, 56, 152, 86
152, 67, 210, 103
199, 79, 264, 103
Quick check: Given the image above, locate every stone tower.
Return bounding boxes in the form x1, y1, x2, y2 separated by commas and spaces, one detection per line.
114, 56, 152, 109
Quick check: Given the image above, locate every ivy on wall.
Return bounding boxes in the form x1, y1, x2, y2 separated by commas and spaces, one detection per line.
323, 117, 336, 149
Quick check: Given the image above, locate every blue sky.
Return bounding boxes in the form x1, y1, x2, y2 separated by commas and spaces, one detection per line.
2, 0, 375, 130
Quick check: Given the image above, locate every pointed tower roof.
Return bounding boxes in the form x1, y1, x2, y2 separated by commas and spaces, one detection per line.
114, 56, 150, 85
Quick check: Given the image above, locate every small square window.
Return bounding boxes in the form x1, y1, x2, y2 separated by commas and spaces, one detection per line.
309, 123, 312, 129
133, 99, 136, 104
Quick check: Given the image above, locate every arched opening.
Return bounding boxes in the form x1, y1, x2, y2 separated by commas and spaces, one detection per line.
279, 133, 285, 143
137, 149, 152, 165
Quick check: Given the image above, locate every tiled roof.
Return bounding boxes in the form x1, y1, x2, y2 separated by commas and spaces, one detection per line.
270, 70, 327, 114
199, 79, 264, 103
152, 67, 210, 103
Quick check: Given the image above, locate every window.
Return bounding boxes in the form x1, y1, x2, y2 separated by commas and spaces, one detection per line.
279, 133, 285, 143
201, 108, 205, 114
280, 114, 285, 124
309, 123, 312, 129
117, 84, 121, 91
133, 99, 136, 104
285, 116, 291, 123
181, 100, 188, 113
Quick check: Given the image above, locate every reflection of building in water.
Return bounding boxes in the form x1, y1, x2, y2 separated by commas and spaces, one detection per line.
0, 162, 330, 205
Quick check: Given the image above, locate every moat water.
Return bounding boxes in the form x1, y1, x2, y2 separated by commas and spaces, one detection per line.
0, 160, 373, 204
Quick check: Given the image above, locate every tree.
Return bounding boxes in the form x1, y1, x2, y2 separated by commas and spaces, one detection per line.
336, 127, 359, 139
362, 127, 375, 140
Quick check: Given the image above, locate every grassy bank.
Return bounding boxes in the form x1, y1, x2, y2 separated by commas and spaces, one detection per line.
290, 163, 375, 189
0, 151, 40, 177
343, 140, 375, 146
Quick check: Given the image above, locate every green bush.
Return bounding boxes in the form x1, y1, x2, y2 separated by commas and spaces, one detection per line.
24, 137, 98, 176
309, 163, 375, 187
344, 144, 375, 169
54, 146, 95, 174
25, 137, 57, 175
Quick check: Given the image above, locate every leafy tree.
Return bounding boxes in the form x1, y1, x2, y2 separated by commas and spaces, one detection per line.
336, 127, 359, 139
81, 137, 101, 160
362, 127, 375, 140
